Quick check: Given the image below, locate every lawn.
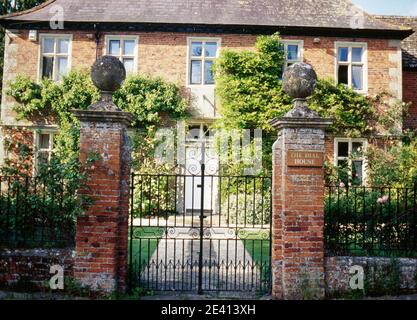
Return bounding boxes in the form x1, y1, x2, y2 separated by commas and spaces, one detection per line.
243, 239, 271, 264
128, 227, 162, 272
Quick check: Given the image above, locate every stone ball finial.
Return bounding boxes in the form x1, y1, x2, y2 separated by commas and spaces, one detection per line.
282, 62, 317, 99
91, 56, 126, 93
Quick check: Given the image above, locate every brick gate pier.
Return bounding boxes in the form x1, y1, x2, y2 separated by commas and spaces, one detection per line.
270, 63, 333, 299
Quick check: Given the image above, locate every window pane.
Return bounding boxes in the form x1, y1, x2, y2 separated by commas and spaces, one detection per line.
338, 65, 348, 85
57, 39, 69, 54
43, 38, 55, 54
38, 152, 50, 166
352, 142, 364, 155
205, 42, 218, 57
109, 40, 121, 55
187, 125, 202, 140
204, 60, 214, 84
39, 134, 50, 150
123, 40, 135, 55
338, 142, 349, 157
287, 44, 299, 60
123, 58, 134, 73
338, 47, 349, 62
190, 60, 202, 84
352, 160, 363, 185
352, 65, 363, 90
352, 47, 363, 62
57, 57, 68, 80
191, 42, 203, 57
42, 56, 54, 79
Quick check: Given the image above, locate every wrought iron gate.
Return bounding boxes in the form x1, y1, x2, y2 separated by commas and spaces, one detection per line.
128, 149, 272, 294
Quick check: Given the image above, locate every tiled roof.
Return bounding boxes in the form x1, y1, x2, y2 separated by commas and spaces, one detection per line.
374, 15, 417, 69
0, 0, 410, 32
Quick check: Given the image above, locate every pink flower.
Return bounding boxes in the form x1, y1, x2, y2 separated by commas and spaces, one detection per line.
377, 195, 389, 204
90, 165, 96, 171
339, 182, 345, 188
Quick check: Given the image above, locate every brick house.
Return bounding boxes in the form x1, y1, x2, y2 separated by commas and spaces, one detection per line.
0, 0, 413, 189
375, 16, 417, 131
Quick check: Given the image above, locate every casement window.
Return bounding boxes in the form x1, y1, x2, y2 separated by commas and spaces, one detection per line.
39, 35, 72, 81
188, 39, 220, 85
34, 131, 55, 173
334, 138, 367, 185
282, 40, 304, 70
105, 36, 138, 74
335, 42, 368, 93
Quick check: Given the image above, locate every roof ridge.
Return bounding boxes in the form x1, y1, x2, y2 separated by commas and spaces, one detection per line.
0, 0, 57, 20
373, 15, 417, 19
346, 0, 408, 31
373, 15, 417, 30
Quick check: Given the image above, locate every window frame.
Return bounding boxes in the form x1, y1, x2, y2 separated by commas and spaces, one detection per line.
186, 37, 221, 87
185, 123, 213, 142
334, 138, 368, 184
281, 40, 304, 71
33, 130, 57, 175
104, 35, 139, 74
335, 42, 368, 94
38, 34, 73, 82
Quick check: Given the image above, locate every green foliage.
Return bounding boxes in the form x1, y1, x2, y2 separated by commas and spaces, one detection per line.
114, 75, 188, 128
7, 71, 188, 164
223, 193, 270, 225
113, 75, 188, 174
214, 33, 290, 132
3, 71, 189, 242
0, 0, 45, 14
213, 33, 389, 175
325, 186, 417, 258
309, 79, 376, 137
366, 133, 417, 187
7, 71, 100, 122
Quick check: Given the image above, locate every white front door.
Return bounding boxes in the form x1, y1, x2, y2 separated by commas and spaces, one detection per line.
184, 145, 218, 214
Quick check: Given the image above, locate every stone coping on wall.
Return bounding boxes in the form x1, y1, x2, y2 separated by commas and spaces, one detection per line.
325, 256, 417, 296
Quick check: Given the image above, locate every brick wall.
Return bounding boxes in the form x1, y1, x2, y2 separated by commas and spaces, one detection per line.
325, 256, 417, 296
1, 29, 403, 126
403, 70, 417, 130
0, 248, 74, 290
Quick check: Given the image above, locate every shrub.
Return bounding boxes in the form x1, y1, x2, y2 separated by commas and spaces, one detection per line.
222, 193, 271, 225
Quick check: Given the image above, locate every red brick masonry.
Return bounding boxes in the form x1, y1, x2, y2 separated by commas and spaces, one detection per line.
272, 127, 327, 299
0, 248, 74, 289
403, 70, 417, 130
73, 113, 132, 293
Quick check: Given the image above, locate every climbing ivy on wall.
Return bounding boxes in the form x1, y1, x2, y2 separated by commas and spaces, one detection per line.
213, 32, 407, 176
5, 70, 189, 178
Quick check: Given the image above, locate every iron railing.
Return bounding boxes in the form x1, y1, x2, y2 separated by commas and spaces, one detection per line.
0, 176, 77, 248
325, 184, 417, 257
128, 173, 272, 293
